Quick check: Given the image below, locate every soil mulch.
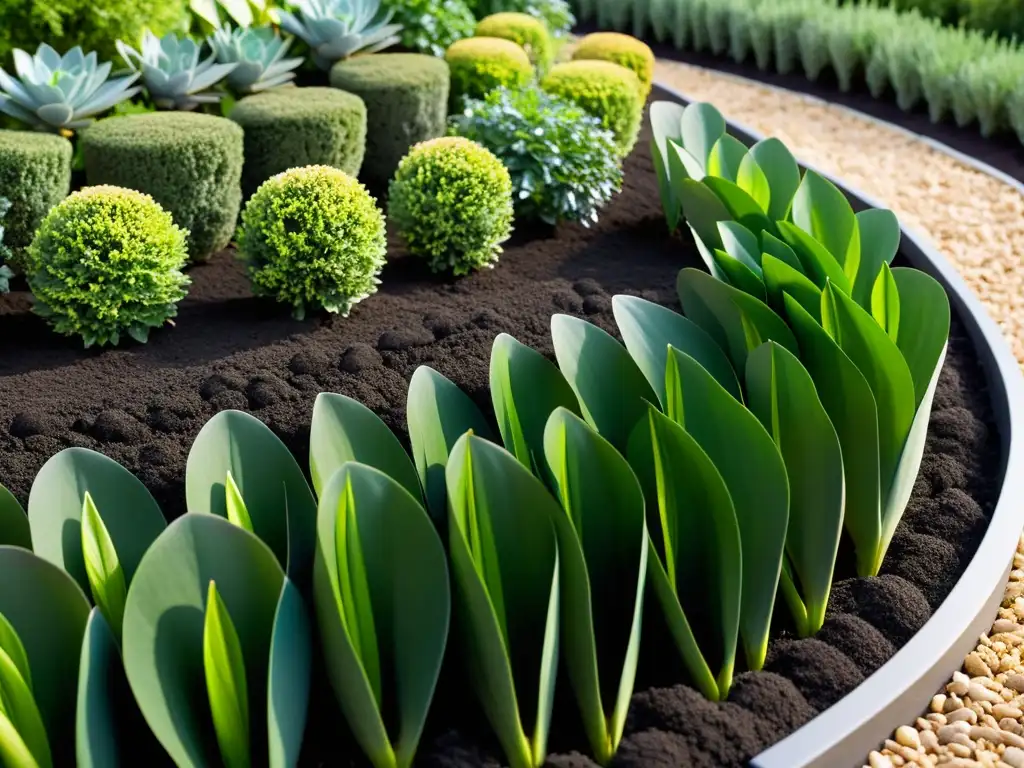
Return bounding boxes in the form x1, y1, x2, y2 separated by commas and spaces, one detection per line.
0, 103, 1002, 767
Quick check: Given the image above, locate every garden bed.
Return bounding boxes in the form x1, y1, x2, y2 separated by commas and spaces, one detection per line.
0, 101, 1005, 767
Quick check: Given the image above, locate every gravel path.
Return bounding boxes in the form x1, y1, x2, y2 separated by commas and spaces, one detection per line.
653, 60, 1024, 768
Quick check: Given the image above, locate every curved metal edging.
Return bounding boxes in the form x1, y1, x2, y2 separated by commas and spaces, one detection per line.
650, 80, 1024, 768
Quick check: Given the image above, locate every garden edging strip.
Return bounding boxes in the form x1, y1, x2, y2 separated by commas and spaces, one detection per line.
652, 80, 1024, 768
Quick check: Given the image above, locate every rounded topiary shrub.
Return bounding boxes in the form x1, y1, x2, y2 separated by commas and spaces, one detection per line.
388, 136, 513, 275
0, 130, 72, 263
476, 12, 554, 72
572, 32, 655, 99
444, 37, 533, 107
81, 113, 244, 263
329, 53, 450, 189
27, 186, 189, 348
237, 165, 387, 320
230, 87, 367, 198
541, 60, 644, 156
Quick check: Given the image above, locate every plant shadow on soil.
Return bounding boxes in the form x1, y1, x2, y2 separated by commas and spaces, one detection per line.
0, 106, 1002, 767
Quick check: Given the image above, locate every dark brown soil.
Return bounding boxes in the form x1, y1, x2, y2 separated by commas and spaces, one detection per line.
0, 101, 1001, 767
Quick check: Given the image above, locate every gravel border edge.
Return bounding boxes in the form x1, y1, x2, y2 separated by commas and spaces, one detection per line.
649, 80, 1024, 768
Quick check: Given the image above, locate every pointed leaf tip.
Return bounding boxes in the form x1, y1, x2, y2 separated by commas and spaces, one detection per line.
80, 492, 127, 638
203, 580, 251, 768
224, 471, 255, 534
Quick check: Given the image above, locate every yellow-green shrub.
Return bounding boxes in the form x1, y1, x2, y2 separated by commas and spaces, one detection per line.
476, 12, 553, 71
444, 37, 533, 107
572, 31, 655, 99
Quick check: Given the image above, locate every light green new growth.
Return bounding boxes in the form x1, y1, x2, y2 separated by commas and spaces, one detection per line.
203, 580, 251, 768
224, 471, 254, 534
81, 492, 128, 637
0, 613, 51, 768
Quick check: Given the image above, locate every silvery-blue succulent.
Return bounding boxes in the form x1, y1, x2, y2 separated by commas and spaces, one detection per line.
0, 44, 141, 132
116, 31, 238, 110
278, 0, 403, 70
207, 25, 303, 93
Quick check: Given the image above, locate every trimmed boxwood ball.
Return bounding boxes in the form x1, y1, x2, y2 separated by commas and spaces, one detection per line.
476, 12, 554, 72
230, 87, 367, 198
0, 130, 72, 261
329, 53, 450, 189
444, 37, 533, 108
81, 113, 244, 263
26, 186, 189, 348
388, 136, 513, 275
237, 165, 387, 320
541, 60, 644, 156
572, 32, 655, 99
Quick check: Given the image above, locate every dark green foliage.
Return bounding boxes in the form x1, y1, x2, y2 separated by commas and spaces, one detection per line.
27, 186, 190, 347
960, 0, 1024, 40
450, 85, 623, 225
0, 130, 72, 265
230, 87, 367, 198
81, 113, 244, 262
237, 165, 387, 319
329, 54, 450, 189
383, 0, 476, 56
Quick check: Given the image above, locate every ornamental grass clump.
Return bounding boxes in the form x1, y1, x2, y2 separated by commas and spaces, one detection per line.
388, 136, 513, 275
450, 85, 622, 226
237, 165, 387, 320
476, 12, 554, 72
26, 186, 189, 348
444, 37, 534, 107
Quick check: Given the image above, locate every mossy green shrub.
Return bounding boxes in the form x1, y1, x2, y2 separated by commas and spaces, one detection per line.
237, 165, 387, 319
541, 60, 643, 156
329, 54, 450, 189
388, 136, 513, 275
444, 37, 533, 108
0, 130, 72, 266
476, 12, 554, 72
572, 32, 655, 99
230, 87, 367, 198
26, 186, 189, 347
81, 113, 244, 263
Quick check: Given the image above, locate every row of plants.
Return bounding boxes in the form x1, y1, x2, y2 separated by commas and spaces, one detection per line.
845, 0, 1024, 43
0, 98, 952, 768
575, 0, 1024, 144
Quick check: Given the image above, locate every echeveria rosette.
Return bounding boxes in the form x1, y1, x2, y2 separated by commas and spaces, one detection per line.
450, 86, 623, 227
0, 44, 141, 132
116, 31, 238, 110
278, 0, 403, 70
207, 25, 303, 94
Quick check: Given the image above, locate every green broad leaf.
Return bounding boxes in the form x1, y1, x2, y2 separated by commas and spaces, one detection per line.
749, 138, 800, 222
680, 102, 726, 170
80, 493, 127, 639
761, 231, 804, 272
626, 406, 740, 700
736, 153, 771, 213
314, 464, 448, 768
776, 221, 852, 295
649, 101, 686, 165
446, 435, 559, 768
309, 392, 422, 503
852, 208, 901, 309
27, 448, 165, 600
612, 295, 741, 405
718, 220, 763, 273
122, 515, 287, 768
791, 170, 861, 282
0, 643, 50, 768
668, 141, 704, 186
707, 135, 748, 182
0, 614, 30, 693
783, 294, 883, 578
407, 366, 494, 524
690, 226, 727, 282
745, 343, 844, 635
218, 0, 254, 26
712, 250, 766, 300
876, 344, 947, 574
762, 254, 822, 321
821, 284, 916, 504
0, 486, 29, 550
891, 268, 951, 408
190, 0, 222, 27
550, 314, 657, 453
542, 409, 647, 762
650, 138, 680, 232
676, 267, 799, 373
0, 711, 39, 768
678, 178, 729, 251
701, 176, 774, 237
664, 347, 788, 671
204, 580, 251, 768
871, 263, 900, 342
225, 471, 254, 533
186, 410, 317, 588
490, 333, 581, 477
266, 579, 311, 768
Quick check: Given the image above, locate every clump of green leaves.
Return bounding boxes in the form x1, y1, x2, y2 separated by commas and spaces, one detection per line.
388, 136, 514, 276
450, 86, 623, 227
26, 185, 190, 347
0, 198, 14, 293
237, 165, 387, 320
384, 0, 476, 56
